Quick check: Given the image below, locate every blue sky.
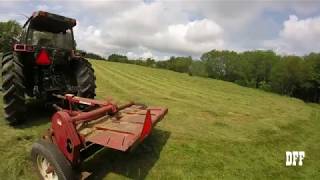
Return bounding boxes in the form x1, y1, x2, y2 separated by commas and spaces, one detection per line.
1, 0, 320, 59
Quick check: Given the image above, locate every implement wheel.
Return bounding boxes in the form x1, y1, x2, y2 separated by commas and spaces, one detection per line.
31, 139, 76, 180
1, 52, 26, 124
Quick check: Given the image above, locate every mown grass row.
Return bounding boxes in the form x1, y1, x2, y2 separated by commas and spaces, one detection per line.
91, 61, 320, 179
0, 60, 319, 179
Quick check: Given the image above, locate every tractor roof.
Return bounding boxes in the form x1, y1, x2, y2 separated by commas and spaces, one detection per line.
26, 11, 76, 33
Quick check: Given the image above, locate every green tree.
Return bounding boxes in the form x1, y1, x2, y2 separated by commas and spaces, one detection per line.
303, 53, 320, 102
156, 60, 169, 69
189, 60, 207, 77
165, 56, 192, 73
239, 50, 278, 88
108, 54, 128, 63
145, 58, 156, 67
201, 50, 240, 81
0, 20, 22, 52
270, 56, 308, 96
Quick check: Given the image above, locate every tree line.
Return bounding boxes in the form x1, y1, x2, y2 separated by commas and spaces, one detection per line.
0, 20, 22, 52
108, 51, 320, 103
77, 50, 106, 60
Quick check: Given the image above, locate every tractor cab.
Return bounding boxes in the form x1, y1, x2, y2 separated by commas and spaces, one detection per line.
2, 11, 96, 124
21, 11, 76, 50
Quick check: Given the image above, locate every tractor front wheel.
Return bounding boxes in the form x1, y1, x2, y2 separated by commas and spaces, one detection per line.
1, 52, 26, 124
31, 139, 76, 180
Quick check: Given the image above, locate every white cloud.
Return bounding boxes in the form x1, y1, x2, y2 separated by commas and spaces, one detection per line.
127, 50, 169, 60
147, 19, 224, 55
1, 0, 320, 59
126, 51, 139, 59
186, 19, 223, 43
72, 1, 224, 58
141, 51, 153, 59
36, 5, 49, 11
264, 15, 320, 55
74, 24, 118, 56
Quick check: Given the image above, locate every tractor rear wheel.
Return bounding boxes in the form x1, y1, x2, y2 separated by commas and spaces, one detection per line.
73, 58, 96, 98
1, 52, 26, 124
31, 139, 76, 180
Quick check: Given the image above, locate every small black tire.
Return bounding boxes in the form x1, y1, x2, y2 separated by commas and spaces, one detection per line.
31, 139, 76, 180
73, 58, 96, 98
1, 52, 26, 124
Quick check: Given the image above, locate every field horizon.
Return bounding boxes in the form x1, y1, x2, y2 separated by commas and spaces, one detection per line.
0, 60, 319, 179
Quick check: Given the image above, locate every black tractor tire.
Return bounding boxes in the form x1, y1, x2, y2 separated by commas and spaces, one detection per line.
1, 52, 26, 124
31, 139, 76, 180
73, 58, 96, 98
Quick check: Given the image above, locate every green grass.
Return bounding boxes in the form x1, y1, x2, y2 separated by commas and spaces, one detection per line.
0, 60, 319, 179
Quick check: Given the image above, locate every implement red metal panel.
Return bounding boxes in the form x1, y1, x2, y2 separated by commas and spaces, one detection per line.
79, 105, 168, 151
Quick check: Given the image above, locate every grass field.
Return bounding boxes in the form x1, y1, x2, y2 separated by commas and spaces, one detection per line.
0, 60, 319, 179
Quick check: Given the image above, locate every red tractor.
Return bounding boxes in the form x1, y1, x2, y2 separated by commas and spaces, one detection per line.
1, 11, 96, 124
1, 11, 169, 179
